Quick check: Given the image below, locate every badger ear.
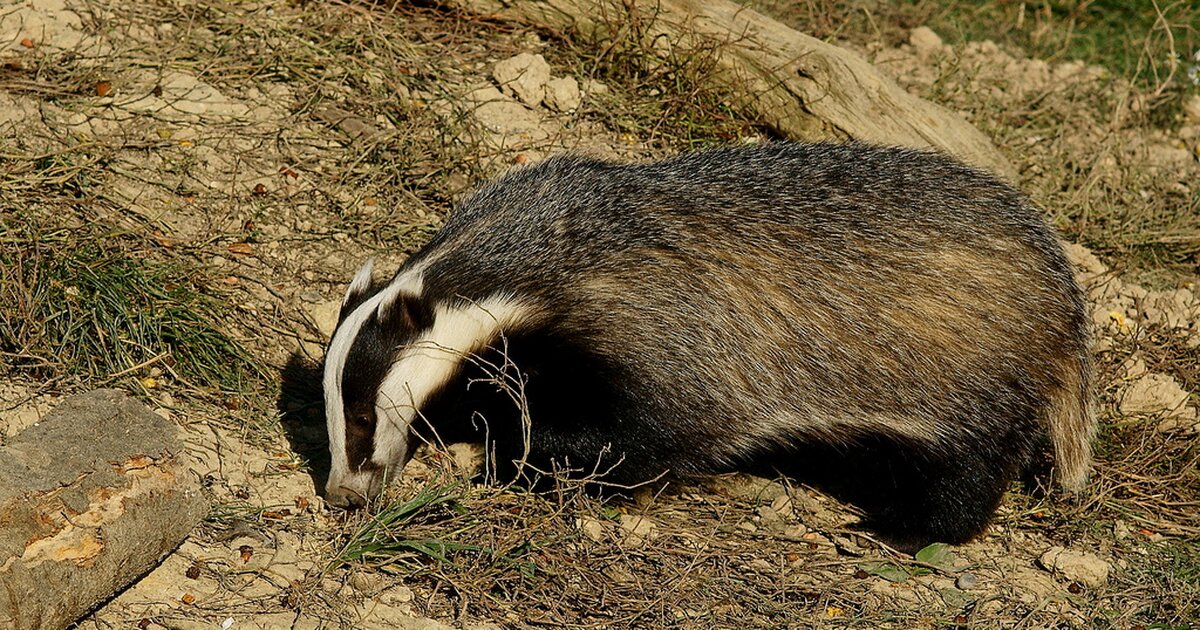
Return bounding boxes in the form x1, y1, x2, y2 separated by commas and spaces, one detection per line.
339, 258, 376, 322
377, 291, 433, 332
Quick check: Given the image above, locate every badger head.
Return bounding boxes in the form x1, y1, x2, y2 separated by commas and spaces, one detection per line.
322, 259, 530, 508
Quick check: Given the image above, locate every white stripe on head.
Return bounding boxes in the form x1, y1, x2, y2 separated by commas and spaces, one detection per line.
372, 295, 532, 467
342, 257, 376, 308
324, 266, 426, 482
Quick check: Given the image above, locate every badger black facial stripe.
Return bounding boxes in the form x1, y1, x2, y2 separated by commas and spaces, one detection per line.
324, 268, 424, 485
372, 295, 531, 468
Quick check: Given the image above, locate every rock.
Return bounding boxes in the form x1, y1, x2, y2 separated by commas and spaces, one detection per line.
446, 442, 484, 474
1140, 288, 1200, 332
1155, 408, 1200, 435
1182, 94, 1200, 125
245, 612, 322, 630
302, 298, 341, 338
577, 516, 606, 543
0, 390, 208, 630
581, 79, 610, 95
704, 473, 788, 503
1146, 143, 1194, 168
909, 26, 944, 60
618, 514, 657, 547
492, 53, 551, 107
955, 572, 978, 590
379, 585, 415, 607
755, 505, 786, 532
465, 84, 551, 147
356, 599, 455, 630
1119, 373, 1191, 417
349, 570, 385, 595
1062, 242, 1107, 276
543, 76, 582, 112
1038, 546, 1110, 587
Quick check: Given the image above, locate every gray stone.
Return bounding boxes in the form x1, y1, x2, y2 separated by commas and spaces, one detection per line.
0, 390, 207, 630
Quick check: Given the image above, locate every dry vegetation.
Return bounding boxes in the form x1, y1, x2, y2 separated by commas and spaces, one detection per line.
1, 0, 1198, 628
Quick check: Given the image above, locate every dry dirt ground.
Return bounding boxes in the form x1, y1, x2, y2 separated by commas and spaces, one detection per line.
2, 0, 1199, 628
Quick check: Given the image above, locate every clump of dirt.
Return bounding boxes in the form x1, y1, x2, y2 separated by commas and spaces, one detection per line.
2, 0, 1199, 627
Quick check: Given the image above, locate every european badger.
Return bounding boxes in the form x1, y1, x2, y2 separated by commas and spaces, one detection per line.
323, 142, 1094, 547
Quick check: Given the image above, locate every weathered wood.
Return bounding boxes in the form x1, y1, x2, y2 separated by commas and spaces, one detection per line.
0, 390, 207, 630
439, 0, 1016, 179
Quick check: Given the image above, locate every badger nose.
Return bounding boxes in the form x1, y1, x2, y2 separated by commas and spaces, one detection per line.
325, 486, 367, 510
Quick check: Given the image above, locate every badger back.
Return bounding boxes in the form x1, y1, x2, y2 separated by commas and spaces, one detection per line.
322, 142, 1094, 523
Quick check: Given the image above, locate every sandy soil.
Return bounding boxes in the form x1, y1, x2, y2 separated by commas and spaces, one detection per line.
2, 0, 1198, 628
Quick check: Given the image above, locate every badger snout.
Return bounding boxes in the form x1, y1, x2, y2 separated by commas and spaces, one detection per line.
325, 484, 367, 509
324, 470, 380, 510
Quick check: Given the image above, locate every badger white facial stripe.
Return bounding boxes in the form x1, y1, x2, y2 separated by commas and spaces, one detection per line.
324, 266, 425, 482
342, 257, 376, 307
372, 295, 530, 467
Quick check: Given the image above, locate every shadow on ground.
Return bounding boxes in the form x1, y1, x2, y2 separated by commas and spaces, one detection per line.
277, 352, 331, 494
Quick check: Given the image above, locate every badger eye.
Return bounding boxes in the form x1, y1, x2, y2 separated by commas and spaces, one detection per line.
352, 414, 372, 427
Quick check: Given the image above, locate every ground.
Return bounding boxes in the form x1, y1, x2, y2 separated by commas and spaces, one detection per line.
1, 0, 1198, 628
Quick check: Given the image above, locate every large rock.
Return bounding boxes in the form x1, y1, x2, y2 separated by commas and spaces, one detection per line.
0, 389, 207, 630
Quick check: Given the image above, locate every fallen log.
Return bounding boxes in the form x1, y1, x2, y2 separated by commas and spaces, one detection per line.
437, 0, 1016, 179
0, 389, 207, 630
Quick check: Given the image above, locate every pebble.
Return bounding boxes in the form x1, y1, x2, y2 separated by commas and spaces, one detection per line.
955, 572, 978, 590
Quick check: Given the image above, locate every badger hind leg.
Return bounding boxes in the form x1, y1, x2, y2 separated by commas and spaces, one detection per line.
765, 421, 1041, 551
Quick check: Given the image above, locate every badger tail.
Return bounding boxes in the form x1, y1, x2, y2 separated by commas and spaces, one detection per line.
1046, 357, 1096, 492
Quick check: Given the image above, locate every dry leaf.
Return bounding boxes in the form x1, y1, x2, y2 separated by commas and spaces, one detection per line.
227, 242, 254, 255
19, 38, 35, 48
181, 593, 196, 605
253, 183, 267, 195
95, 81, 112, 97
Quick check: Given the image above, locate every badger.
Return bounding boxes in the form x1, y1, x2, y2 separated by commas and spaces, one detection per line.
322, 141, 1094, 548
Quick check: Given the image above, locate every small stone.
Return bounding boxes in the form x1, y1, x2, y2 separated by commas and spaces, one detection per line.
379, 585, 415, 606
492, 53, 551, 107
1119, 355, 1148, 380
955, 572, 978, 590
1182, 94, 1200, 125
1119, 374, 1190, 417
577, 516, 606, 543
1038, 546, 1110, 587
1063, 242, 1107, 275
446, 442, 483, 474
618, 514, 657, 547
543, 76, 581, 112
303, 299, 342, 339
909, 27, 944, 59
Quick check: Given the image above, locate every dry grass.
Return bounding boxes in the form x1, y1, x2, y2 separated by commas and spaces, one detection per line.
2, 0, 1198, 627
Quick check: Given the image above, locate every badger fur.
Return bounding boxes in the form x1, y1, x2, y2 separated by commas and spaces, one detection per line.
322, 141, 1095, 547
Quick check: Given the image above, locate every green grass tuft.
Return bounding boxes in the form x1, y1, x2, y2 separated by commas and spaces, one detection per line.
0, 216, 260, 392
332, 479, 484, 568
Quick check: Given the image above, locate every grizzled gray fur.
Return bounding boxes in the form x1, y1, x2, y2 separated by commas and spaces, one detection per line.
324, 141, 1094, 548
